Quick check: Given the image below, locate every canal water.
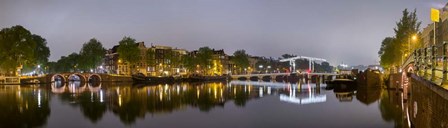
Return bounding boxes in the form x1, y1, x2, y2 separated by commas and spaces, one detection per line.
0, 81, 406, 128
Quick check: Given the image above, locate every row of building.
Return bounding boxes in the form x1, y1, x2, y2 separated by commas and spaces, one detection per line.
421, 4, 448, 48
103, 42, 262, 76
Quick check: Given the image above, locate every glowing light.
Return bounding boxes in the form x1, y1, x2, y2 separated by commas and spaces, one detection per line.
214, 88, 217, 99
267, 87, 271, 95
197, 89, 200, 98
100, 90, 104, 103
118, 95, 122, 106
279, 94, 327, 105
412, 35, 417, 41
37, 90, 41, 108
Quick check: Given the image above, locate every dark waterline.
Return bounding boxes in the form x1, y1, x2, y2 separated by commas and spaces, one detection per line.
0, 81, 405, 128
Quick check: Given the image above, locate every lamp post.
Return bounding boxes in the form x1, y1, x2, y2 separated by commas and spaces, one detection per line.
409, 35, 417, 54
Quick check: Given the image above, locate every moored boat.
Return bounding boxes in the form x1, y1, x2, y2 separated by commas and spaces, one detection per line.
132, 73, 175, 83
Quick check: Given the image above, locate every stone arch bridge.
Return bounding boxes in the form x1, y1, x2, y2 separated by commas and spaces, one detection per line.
20, 73, 131, 84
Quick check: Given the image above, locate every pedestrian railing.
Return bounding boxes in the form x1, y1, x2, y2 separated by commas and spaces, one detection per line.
413, 42, 447, 85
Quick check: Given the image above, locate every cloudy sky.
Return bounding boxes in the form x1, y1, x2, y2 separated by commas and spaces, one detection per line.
0, 0, 445, 66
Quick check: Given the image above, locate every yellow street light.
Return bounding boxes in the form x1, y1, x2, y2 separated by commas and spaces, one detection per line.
412, 35, 417, 41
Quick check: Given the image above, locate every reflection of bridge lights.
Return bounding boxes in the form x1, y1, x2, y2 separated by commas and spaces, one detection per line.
88, 82, 102, 92
279, 94, 327, 105
51, 82, 66, 94
68, 81, 87, 93
267, 87, 271, 95
37, 89, 41, 108
100, 90, 104, 103
259, 87, 263, 97
233, 88, 236, 96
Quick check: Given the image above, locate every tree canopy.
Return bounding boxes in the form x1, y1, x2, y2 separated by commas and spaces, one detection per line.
379, 9, 421, 70
0, 25, 50, 75
79, 38, 106, 71
117, 36, 141, 65
195, 47, 213, 75
231, 50, 249, 74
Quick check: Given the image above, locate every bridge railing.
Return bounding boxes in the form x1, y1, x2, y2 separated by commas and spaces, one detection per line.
0, 77, 20, 84
414, 42, 447, 85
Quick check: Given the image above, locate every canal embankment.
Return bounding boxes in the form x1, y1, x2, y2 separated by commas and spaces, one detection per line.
409, 74, 448, 128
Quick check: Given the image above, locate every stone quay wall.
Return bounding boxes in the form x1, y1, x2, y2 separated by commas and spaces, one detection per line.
409, 74, 448, 128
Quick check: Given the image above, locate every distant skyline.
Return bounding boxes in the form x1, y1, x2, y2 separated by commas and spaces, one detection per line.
0, 0, 445, 65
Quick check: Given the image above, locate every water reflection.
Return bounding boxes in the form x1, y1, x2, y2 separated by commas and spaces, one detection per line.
280, 82, 326, 105
50, 82, 278, 124
379, 89, 405, 128
0, 85, 50, 128
0, 81, 415, 127
356, 86, 381, 105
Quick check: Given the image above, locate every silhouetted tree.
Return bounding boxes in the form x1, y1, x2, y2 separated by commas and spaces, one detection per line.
117, 36, 141, 74
231, 50, 249, 74
0, 25, 50, 75
79, 38, 106, 72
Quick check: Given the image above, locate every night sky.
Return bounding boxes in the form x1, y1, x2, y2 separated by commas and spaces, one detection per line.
0, 0, 444, 65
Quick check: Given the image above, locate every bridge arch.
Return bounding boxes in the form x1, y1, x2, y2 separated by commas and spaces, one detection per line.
51, 74, 67, 83
406, 63, 414, 73
88, 74, 102, 83
68, 73, 87, 82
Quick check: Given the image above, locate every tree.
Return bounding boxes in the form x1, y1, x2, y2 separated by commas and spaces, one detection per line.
55, 53, 80, 72
281, 54, 296, 59
182, 55, 196, 73
117, 36, 141, 74
378, 37, 394, 56
394, 9, 420, 54
170, 51, 182, 70
21, 35, 51, 74
196, 47, 213, 75
79, 38, 106, 72
379, 37, 397, 69
231, 50, 249, 74
379, 9, 421, 71
0, 25, 50, 75
321, 62, 333, 73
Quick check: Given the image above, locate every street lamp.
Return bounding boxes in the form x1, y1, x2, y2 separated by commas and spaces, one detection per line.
409, 34, 417, 54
